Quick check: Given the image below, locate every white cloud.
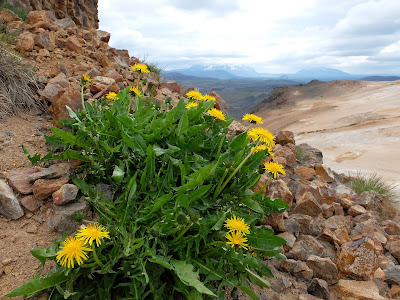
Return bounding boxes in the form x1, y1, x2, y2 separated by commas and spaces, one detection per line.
98, 0, 400, 74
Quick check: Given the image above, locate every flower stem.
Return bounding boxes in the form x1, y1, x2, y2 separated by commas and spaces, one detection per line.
91, 244, 104, 268
81, 85, 86, 112
171, 223, 192, 244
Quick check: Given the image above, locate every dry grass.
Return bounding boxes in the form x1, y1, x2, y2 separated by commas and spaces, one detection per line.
0, 46, 44, 120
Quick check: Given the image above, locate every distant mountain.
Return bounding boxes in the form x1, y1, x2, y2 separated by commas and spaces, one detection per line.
291, 67, 358, 81
360, 75, 400, 81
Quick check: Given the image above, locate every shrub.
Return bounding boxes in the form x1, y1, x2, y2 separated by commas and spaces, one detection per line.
9, 75, 289, 299
349, 171, 397, 200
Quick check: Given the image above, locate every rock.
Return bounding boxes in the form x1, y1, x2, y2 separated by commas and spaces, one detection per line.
87, 67, 102, 78
93, 76, 115, 86
33, 177, 69, 200
102, 68, 124, 83
49, 87, 82, 124
278, 232, 296, 251
7, 167, 40, 194
321, 204, 334, 218
228, 120, 246, 137
384, 266, 400, 285
382, 220, 400, 235
275, 130, 295, 146
26, 224, 38, 234
288, 235, 324, 261
55, 18, 76, 30
292, 191, 322, 217
306, 255, 339, 284
297, 295, 323, 300
295, 143, 323, 167
4, 265, 13, 275
379, 253, 397, 270
260, 213, 285, 232
307, 278, 330, 300
0, 8, 21, 24
96, 30, 111, 42
318, 186, 338, 205
348, 204, 367, 216
28, 163, 72, 182
16, 32, 35, 52
387, 240, 400, 261
339, 194, 354, 209
0, 180, 24, 219
294, 166, 316, 180
388, 285, 400, 298
19, 195, 42, 212
65, 35, 81, 52
46, 200, 89, 233
0, 262, 3, 276
25, 10, 56, 26
53, 184, 79, 205
279, 259, 314, 280
266, 179, 293, 207
337, 236, 380, 280
333, 280, 386, 300
35, 31, 55, 50
271, 276, 292, 293
38, 48, 50, 57
274, 144, 297, 167
314, 165, 335, 183
284, 214, 324, 236
352, 194, 372, 209
160, 81, 181, 95
209, 91, 229, 115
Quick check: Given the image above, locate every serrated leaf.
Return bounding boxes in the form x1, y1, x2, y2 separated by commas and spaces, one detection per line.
241, 198, 265, 214
211, 212, 227, 230
151, 193, 173, 213
63, 149, 90, 162
51, 127, 85, 148
246, 268, 271, 289
6, 270, 69, 297
171, 260, 216, 297
247, 227, 286, 253
31, 245, 57, 267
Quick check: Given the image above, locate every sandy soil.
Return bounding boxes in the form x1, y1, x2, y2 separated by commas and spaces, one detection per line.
257, 80, 400, 197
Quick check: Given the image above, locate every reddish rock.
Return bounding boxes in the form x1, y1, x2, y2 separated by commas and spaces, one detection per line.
352, 194, 372, 209
16, 32, 35, 52
318, 186, 338, 205
260, 213, 285, 232
333, 203, 344, 216
292, 191, 322, 217
321, 227, 350, 246
285, 214, 324, 236
96, 30, 111, 43
26, 11, 56, 26
102, 68, 124, 83
0, 8, 21, 24
274, 144, 297, 166
35, 31, 55, 50
306, 255, 339, 284
53, 184, 79, 205
321, 204, 334, 218
46, 200, 89, 233
279, 259, 314, 280
49, 87, 82, 124
7, 167, 43, 194
209, 91, 229, 115
19, 195, 42, 212
325, 215, 353, 232
65, 35, 81, 52
295, 166, 316, 180
266, 179, 293, 207
382, 220, 400, 235
275, 130, 295, 146
386, 240, 400, 261
160, 81, 181, 95
314, 165, 335, 183
337, 236, 380, 280
33, 177, 69, 200
332, 280, 385, 300
339, 195, 354, 209
288, 235, 324, 261
89, 82, 106, 94
348, 204, 367, 216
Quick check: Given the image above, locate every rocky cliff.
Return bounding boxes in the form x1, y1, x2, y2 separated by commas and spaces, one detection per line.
4, 0, 98, 28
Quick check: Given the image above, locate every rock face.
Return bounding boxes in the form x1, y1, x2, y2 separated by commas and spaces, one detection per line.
0, 179, 24, 219
5, 0, 99, 28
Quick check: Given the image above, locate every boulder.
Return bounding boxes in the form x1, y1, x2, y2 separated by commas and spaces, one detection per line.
348, 204, 367, 216
160, 81, 181, 95
25, 10, 56, 26
266, 179, 293, 207
337, 236, 380, 280
49, 86, 82, 124
295, 143, 323, 167
16, 32, 35, 52
315, 165, 335, 183
33, 177, 69, 200
0, 180, 24, 219
275, 130, 295, 146
35, 31, 55, 50
65, 35, 81, 52
288, 235, 324, 261
291, 191, 322, 217
7, 167, 41, 194
306, 255, 339, 284
53, 184, 79, 205
279, 259, 314, 280
307, 278, 330, 300
96, 30, 111, 43
0, 8, 21, 24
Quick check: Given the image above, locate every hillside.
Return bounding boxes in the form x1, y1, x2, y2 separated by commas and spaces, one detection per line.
253, 80, 400, 192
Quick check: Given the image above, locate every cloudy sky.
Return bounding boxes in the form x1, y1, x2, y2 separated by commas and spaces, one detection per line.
98, 0, 400, 74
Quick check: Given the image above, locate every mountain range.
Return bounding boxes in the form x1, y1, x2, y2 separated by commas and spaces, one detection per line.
163, 65, 400, 82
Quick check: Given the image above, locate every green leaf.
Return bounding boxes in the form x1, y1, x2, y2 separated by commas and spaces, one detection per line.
151, 193, 173, 213
145, 145, 156, 181
178, 162, 215, 192
229, 132, 248, 150
241, 198, 265, 214
171, 260, 217, 297
122, 173, 138, 224
188, 185, 212, 204
262, 197, 291, 214
247, 227, 286, 253
31, 244, 57, 267
246, 268, 271, 289
51, 127, 85, 148
6, 270, 69, 297
22, 145, 41, 165
62, 149, 90, 162
211, 212, 227, 231
111, 165, 125, 184
65, 105, 79, 121
132, 134, 147, 156
72, 177, 90, 196
177, 113, 189, 136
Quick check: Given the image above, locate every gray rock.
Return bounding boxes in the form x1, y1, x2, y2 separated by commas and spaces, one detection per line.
28, 163, 72, 182
53, 184, 79, 205
384, 266, 400, 285
46, 199, 88, 233
0, 180, 24, 219
306, 255, 339, 284
308, 278, 330, 300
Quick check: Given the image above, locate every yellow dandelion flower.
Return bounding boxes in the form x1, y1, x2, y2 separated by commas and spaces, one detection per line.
82, 75, 92, 82
225, 231, 248, 250
131, 63, 150, 74
186, 91, 203, 101
251, 144, 267, 154
56, 236, 92, 268
202, 94, 216, 101
224, 215, 250, 235
185, 101, 199, 109
106, 92, 118, 100
264, 162, 286, 179
130, 86, 141, 96
76, 223, 110, 247
247, 127, 275, 147
242, 114, 263, 124
208, 108, 226, 121
267, 146, 275, 157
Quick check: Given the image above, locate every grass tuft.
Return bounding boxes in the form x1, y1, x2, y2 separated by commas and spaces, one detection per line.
295, 147, 310, 163
0, 2, 29, 20
349, 171, 398, 200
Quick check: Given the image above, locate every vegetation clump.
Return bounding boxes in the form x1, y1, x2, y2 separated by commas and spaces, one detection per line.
8, 73, 289, 299
0, 2, 29, 20
349, 171, 397, 200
